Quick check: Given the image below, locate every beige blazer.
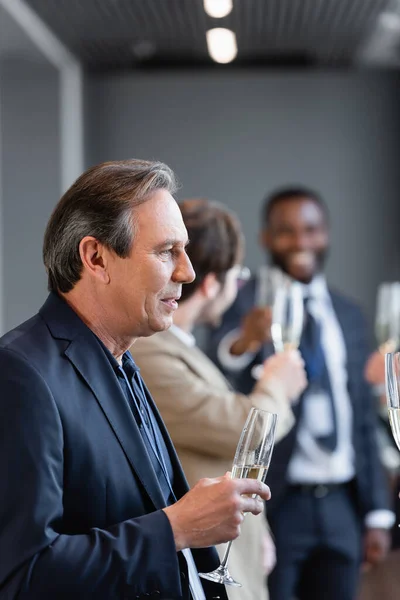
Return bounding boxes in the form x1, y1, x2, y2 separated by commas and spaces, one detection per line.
131, 329, 294, 600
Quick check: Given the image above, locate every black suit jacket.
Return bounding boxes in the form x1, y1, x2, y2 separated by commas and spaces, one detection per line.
0, 293, 227, 600
207, 277, 390, 516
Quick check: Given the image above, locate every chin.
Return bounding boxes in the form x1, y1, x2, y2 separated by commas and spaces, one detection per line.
285, 267, 315, 284
295, 273, 314, 284
150, 315, 174, 334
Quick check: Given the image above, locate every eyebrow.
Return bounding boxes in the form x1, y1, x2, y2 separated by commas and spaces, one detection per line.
155, 238, 190, 251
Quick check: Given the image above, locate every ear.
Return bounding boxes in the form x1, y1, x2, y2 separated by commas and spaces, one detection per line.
201, 272, 221, 300
259, 227, 272, 251
78, 236, 110, 284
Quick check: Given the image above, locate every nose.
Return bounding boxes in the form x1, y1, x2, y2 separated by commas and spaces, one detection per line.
173, 250, 195, 284
291, 231, 312, 250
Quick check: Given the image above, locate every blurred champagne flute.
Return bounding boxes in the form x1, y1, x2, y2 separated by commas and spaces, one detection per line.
251, 279, 304, 380
270, 280, 304, 353
375, 282, 400, 354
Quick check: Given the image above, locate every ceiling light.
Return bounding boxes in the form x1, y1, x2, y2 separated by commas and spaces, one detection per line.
204, 0, 233, 19
206, 28, 237, 63
379, 12, 400, 32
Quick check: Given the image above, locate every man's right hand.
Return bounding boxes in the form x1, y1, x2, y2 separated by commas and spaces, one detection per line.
230, 307, 272, 356
260, 349, 307, 402
163, 473, 271, 551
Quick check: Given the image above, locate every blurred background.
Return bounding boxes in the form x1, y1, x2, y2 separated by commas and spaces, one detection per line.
1, 0, 400, 332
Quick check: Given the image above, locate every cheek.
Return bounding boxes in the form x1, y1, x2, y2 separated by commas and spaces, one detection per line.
223, 280, 238, 307
307, 233, 327, 252
273, 236, 293, 251
145, 264, 170, 292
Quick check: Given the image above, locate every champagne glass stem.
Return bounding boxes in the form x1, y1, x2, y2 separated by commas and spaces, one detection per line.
220, 541, 233, 568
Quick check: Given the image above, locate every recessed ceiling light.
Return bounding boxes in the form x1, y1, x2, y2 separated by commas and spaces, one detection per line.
204, 0, 233, 19
206, 28, 237, 63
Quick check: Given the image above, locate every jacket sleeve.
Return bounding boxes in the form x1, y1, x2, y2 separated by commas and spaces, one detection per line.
350, 310, 391, 515
0, 348, 181, 600
134, 345, 294, 461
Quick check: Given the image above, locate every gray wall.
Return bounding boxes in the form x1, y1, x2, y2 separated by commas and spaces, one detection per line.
1, 69, 399, 332
86, 70, 400, 324
1, 59, 60, 331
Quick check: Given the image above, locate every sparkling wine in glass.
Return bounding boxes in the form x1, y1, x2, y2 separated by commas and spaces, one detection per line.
270, 280, 304, 353
252, 278, 304, 380
376, 283, 400, 354
385, 352, 400, 451
198, 408, 278, 587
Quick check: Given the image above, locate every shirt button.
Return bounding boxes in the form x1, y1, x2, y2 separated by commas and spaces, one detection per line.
314, 484, 328, 498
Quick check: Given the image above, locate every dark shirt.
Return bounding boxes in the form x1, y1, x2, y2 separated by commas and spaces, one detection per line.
98, 339, 175, 506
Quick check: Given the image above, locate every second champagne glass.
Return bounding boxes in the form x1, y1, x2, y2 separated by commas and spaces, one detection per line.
251, 279, 304, 380
198, 407, 278, 587
270, 280, 304, 353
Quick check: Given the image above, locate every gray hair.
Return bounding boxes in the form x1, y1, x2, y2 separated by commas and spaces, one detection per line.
43, 159, 178, 293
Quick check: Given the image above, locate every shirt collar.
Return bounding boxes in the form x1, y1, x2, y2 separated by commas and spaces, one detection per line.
301, 274, 329, 301
264, 265, 329, 301
169, 324, 196, 348
95, 337, 139, 374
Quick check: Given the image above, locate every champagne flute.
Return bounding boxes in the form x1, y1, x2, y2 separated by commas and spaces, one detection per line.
198, 408, 278, 587
376, 282, 400, 354
385, 352, 400, 451
270, 280, 304, 353
251, 279, 304, 380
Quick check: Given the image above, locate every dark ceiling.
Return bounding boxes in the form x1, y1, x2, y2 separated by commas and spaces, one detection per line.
24, 0, 394, 70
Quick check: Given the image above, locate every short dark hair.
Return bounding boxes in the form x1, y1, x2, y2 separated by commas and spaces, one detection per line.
179, 198, 244, 302
261, 186, 329, 226
43, 159, 177, 293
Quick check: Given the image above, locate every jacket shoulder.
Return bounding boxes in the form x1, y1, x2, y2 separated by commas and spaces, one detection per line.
131, 330, 182, 359
0, 312, 63, 372
0, 313, 43, 353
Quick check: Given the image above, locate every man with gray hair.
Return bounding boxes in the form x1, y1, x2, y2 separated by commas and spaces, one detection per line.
0, 160, 271, 600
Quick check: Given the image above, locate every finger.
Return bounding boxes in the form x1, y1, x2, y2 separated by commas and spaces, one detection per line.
240, 496, 265, 515
234, 478, 271, 500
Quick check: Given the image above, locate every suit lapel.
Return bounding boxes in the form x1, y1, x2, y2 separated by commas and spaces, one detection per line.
40, 293, 167, 510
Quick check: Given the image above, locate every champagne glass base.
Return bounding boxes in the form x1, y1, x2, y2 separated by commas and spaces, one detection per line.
199, 567, 242, 587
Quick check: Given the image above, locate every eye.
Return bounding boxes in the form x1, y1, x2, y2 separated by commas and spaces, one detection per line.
159, 248, 177, 258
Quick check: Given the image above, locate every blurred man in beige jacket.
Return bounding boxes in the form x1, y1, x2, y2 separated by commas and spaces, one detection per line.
132, 198, 307, 600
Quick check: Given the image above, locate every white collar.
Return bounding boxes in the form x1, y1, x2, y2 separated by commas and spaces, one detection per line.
169, 324, 196, 348
260, 265, 329, 301
301, 274, 329, 301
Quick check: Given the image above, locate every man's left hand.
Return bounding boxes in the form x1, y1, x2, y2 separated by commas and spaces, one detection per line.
363, 528, 391, 570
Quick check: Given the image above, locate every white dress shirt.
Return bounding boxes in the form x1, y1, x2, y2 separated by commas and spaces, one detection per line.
217, 268, 394, 529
